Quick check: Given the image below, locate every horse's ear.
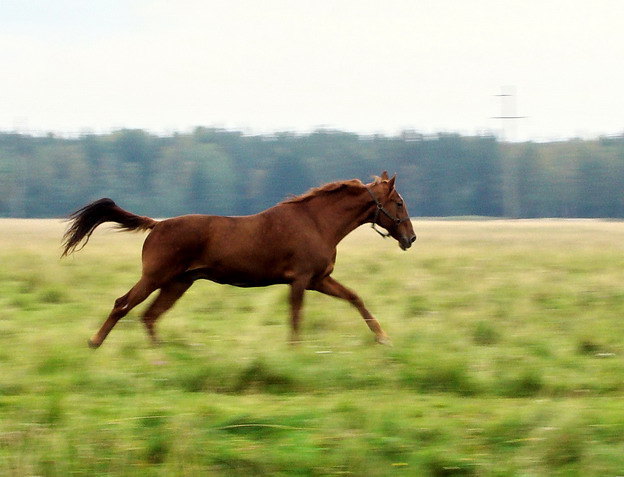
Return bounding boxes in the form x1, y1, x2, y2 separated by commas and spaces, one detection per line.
380, 171, 389, 180
388, 174, 396, 189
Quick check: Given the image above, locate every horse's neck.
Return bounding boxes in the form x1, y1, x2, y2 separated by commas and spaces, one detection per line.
306, 188, 373, 246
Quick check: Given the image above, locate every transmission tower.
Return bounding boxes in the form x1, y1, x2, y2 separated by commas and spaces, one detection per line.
493, 86, 526, 141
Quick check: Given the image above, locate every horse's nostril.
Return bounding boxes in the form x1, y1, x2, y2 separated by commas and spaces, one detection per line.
410, 235, 416, 243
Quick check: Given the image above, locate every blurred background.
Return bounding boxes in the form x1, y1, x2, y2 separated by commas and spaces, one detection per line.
1, 129, 623, 219
1, 0, 623, 220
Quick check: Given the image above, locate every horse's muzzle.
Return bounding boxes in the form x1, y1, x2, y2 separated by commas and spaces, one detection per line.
399, 234, 417, 250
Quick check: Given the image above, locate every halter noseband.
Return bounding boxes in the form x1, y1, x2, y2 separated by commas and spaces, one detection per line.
366, 187, 409, 238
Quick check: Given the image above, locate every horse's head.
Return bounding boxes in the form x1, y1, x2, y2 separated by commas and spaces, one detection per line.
367, 172, 416, 250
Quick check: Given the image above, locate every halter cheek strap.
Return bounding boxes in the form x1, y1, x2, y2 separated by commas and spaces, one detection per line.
366, 187, 410, 238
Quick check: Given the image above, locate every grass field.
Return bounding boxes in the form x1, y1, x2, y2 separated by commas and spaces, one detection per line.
2, 218, 624, 476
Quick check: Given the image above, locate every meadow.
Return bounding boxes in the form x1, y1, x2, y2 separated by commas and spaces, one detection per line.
2, 218, 624, 476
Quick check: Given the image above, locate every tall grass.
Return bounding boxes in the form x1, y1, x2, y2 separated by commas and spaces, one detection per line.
1, 219, 624, 475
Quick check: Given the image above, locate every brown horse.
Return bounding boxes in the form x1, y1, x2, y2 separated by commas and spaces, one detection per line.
62, 172, 415, 348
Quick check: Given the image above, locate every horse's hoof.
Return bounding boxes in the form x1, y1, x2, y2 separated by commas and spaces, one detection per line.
88, 339, 100, 349
376, 336, 393, 346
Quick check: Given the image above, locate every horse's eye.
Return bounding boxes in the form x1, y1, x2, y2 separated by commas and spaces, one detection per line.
397, 202, 403, 208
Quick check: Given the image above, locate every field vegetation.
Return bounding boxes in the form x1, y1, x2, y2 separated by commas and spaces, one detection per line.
1, 219, 624, 475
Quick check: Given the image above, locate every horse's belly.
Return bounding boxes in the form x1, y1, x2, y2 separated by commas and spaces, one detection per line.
184, 267, 288, 288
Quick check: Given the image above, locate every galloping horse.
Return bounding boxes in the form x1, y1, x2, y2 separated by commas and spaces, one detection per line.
62, 172, 416, 348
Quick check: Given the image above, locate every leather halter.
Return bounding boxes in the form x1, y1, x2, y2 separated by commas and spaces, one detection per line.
366, 187, 410, 238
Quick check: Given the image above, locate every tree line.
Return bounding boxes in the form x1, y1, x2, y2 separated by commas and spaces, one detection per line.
0, 127, 623, 219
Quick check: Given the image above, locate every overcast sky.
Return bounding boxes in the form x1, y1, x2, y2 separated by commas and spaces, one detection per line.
1, 0, 623, 141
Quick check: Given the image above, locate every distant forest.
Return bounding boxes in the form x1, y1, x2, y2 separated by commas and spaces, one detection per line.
1, 128, 623, 219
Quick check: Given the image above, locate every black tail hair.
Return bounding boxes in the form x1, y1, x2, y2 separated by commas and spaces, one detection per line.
61, 198, 157, 256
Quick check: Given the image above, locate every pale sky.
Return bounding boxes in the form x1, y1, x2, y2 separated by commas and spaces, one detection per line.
1, 0, 623, 141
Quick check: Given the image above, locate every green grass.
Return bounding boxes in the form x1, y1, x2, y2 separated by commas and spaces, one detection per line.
2, 218, 624, 475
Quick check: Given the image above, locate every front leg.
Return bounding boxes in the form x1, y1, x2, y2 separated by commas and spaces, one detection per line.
310, 276, 390, 345
288, 278, 308, 344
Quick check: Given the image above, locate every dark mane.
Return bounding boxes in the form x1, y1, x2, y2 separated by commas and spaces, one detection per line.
283, 179, 365, 204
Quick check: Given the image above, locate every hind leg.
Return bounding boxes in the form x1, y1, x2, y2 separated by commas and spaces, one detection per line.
88, 277, 157, 348
141, 278, 192, 345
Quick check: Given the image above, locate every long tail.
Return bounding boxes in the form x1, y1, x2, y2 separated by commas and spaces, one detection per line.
62, 198, 157, 256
